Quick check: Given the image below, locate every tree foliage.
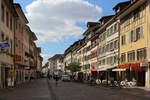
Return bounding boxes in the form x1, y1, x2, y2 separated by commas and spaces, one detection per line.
67, 62, 81, 74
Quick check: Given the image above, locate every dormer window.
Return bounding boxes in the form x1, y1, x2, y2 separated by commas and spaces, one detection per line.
133, 8, 140, 21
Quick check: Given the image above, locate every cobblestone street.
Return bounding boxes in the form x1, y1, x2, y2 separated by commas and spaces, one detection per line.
1, 78, 150, 100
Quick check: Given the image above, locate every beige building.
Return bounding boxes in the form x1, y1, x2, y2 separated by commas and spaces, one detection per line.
0, 0, 17, 88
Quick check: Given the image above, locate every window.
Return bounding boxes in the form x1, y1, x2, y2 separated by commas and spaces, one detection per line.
124, 18, 130, 27
6, 11, 9, 27
137, 48, 146, 61
110, 26, 113, 34
136, 26, 143, 40
121, 35, 126, 45
110, 56, 114, 64
114, 40, 118, 49
121, 53, 126, 63
99, 46, 102, 54
128, 51, 135, 62
110, 42, 114, 50
129, 30, 135, 42
114, 23, 118, 32
10, 40, 13, 54
10, 17, 13, 31
107, 29, 110, 37
102, 59, 105, 65
107, 57, 109, 64
133, 8, 140, 21
5, 37, 9, 53
136, 27, 140, 40
106, 44, 109, 52
2, 4, 4, 22
16, 20, 18, 29
114, 55, 118, 64
129, 26, 143, 43
0, 32, 4, 41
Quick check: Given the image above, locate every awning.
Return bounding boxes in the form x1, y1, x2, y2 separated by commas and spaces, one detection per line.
130, 63, 141, 71
112, 69, 126, 71
117, 63, 142, 71
117, 64, 130, 69
88, 68, 99, 71
98, 66, 116, 71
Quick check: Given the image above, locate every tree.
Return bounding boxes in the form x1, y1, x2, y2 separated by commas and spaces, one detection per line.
66, 62, 81, 75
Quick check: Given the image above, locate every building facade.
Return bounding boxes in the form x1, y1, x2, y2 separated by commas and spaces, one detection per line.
118, 0, 150, 87
0, 0, 17, 88
14, 3, 29, 84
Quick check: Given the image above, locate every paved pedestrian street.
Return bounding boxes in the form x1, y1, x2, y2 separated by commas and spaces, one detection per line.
49, 80, 150, 100
0, 78, 150, 100
0, 79, 51, 100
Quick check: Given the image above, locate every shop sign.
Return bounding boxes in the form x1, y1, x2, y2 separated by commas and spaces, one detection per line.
14, 55, 21, 61
0, 42, 9, 49
140, 62, 149, 67
9, 70, 14, 76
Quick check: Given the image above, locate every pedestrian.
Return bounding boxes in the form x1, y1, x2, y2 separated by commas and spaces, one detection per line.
100, 74, 103, 84
47, 73, 50, 80
55, 75, 59, 86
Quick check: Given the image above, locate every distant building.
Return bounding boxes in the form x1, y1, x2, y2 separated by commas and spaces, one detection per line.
48, 54, 64, 76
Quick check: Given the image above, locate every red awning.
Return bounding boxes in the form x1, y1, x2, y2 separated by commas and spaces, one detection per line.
88, 68, 99, 71
117, 63, 142, 71
117, 64, 130, 69
130, 63, 141, 71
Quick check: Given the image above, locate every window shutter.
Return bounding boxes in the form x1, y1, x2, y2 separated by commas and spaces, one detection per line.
124, 35, 126, 45
133, 30, 137, 42
140, 26, 144, 39
128, 31, 131, 43
116, 23, 119, 31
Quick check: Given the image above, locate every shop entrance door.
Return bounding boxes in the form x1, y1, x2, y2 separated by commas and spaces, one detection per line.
5, 68, 9, 87
138, 71, 145, 86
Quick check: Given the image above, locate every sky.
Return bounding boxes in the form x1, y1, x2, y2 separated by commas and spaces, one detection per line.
14, 0, 128, 65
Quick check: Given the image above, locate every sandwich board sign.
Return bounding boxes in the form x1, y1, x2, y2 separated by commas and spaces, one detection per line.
0, 42, 9, 49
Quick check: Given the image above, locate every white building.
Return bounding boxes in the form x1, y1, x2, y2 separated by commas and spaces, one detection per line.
48, 54, 64, 76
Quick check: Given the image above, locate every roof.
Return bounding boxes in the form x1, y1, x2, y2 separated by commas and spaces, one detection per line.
48, 54, 64, 61
99, 15, 114, 22
113, 1, 131, 10
87, 22, 100, 28
31, 32, 38, 41
83, 22, 100, 35
4, 0, 18, 17
14, 3, 29, 24
116, 0, 145, 19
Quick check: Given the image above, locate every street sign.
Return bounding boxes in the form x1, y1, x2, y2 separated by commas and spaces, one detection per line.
0, 42, 9, 49
140, 62, 149, 67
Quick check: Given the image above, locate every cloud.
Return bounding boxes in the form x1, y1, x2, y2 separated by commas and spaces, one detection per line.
41, 54, 53, 65
26, 0, 102, 43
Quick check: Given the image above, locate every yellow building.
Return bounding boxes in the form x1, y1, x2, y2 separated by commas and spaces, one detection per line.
117, 0, 150, 87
